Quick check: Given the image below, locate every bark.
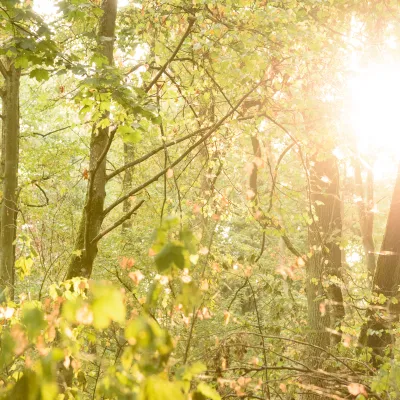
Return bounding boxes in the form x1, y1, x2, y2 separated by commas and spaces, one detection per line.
301, 155, 345, 400
0, 60, 20, 300
308, 156, 345, 349
354, 159, 376, 275
66, 0, 117, 279
121, 143, 135, 231
359, 163, 400, 366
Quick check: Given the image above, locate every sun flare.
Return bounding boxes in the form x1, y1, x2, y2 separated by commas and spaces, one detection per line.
349, 63, 400, 178
33, 0, 130, 15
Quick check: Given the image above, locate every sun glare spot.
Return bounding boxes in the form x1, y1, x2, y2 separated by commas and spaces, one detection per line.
347, 251, 361, 267
34, 0, 131, 16
33, 0, 57, 16
349, 63, 400, 178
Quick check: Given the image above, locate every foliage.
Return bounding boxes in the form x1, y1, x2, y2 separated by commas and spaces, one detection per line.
1, 0, 400, 399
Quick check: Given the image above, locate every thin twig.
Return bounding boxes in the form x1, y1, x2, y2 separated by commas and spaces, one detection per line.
145, 17, 196, 93
104, 81, 264, 216
91, 200, 145, 244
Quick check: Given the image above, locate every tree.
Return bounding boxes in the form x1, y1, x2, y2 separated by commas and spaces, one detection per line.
307, 153, 345, 351
0, 58, 20, 300
67, 0, 118, 279
2, 0, 400, 399
0, 3, 57, 298
360, 163, 400, 366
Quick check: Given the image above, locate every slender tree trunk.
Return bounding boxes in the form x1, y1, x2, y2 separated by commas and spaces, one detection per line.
308, 156, 345, 347
302, 155, 345, 399
0, 60, 20, 300
354, 159, 376, 275
359, 163, 400, 366
121, 143, 135, 231
66, 0, 117, 279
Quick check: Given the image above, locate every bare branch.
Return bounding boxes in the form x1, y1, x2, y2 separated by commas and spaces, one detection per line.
107, 128, 208, 181
31, 125, 72, 138
267, 142, 295, 213
144, 17, 196, 93
104, 81, 263, 217
91, 200, 145, 244
0, 60, 8, 78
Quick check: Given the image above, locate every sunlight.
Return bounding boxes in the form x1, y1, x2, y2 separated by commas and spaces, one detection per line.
349, 63, 400, 177
33, 0, 57, 15
33, 0, 130, 15
349, 63, 400, 178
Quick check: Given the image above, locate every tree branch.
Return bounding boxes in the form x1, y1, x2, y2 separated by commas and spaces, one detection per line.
103, 81, 263, 216
267, 142, 295, 213
0, 60, 8, 78
91, 200, 145, 244
106, 128, 208, 181
144, 17, 196, 93
31, 125, 72, 138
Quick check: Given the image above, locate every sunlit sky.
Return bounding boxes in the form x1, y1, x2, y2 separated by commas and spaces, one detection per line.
33, 0, 130, 15
349, 62, 400, 179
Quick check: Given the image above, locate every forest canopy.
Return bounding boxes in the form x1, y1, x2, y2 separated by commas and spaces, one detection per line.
1, 0, 400, 399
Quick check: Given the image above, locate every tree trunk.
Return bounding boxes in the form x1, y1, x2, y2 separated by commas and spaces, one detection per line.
302, 155, 345, 399
121, 143, 135, 231
308, 156, 345, 347
0, 60, 20, 300
354, 159, 376, 275
66, 0, 117, 279
359, 163, 400, 366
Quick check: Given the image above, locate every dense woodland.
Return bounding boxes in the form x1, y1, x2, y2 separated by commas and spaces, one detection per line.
1, 0, 400, 399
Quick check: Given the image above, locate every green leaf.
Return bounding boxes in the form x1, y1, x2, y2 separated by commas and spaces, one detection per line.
178, 362, 207, 381
15, 256, 34, 279
155, 242, 189, 272
177, 282, 201, 314
91, 53, 109, 67
30, 68, 49, 82
179, 229, 197, 254
15, 56, 29, 69
195, 383, 221, 400
141, 377, 185, 400
125, 316, 173, 364
117, 125, 142, 144
91, 282, 126, 329
21, 303, 46, 340
0, 330, 15, 366
10, 370, 40, 400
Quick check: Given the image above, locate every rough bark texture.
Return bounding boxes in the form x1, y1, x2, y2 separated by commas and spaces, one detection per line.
66, 0, 117, 279
308, 156, 345, 347
301, 155, 345, 399
121, 143, 135, 231
359, 163, 400, 366
354, 159, 376, 275
0, 60, 20, 300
